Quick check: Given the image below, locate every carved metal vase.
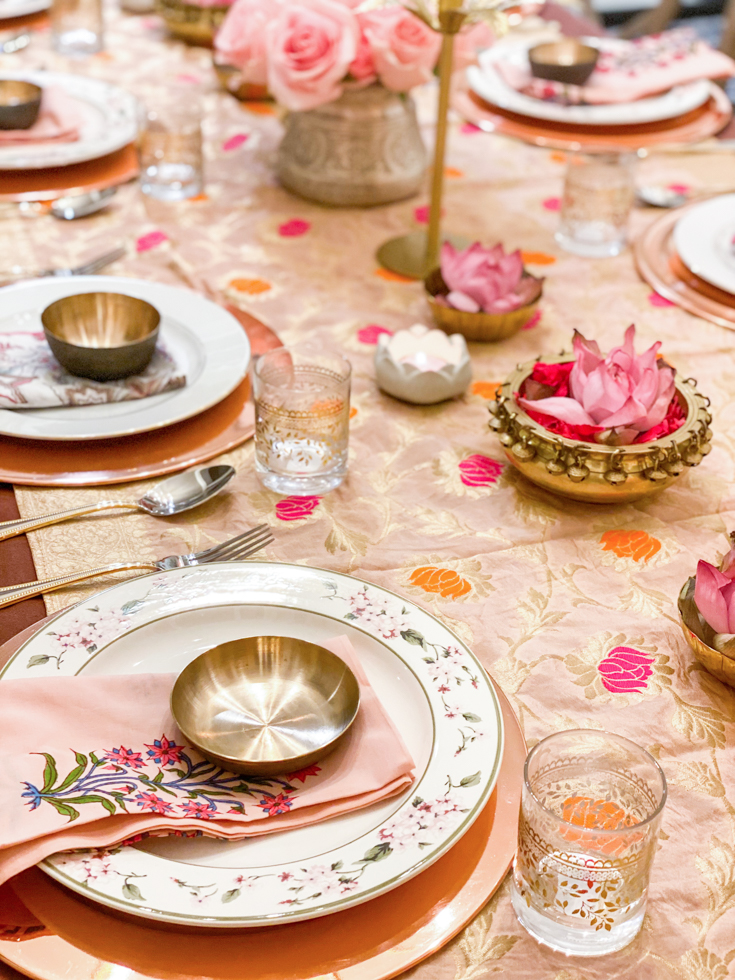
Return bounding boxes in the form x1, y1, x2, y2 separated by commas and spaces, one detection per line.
277, 85, 427, 208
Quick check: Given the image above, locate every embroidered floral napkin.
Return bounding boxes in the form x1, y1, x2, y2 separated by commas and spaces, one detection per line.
0, 331, 186, 409
0, 88, 84, 145
0, 636, 415, 885
494, 28, 735, 105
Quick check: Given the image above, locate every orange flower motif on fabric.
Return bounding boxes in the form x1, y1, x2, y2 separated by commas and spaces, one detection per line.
310, 397, 343, 415
409, 566, 472, 599
445, 166, 464, 178
599, 530, 661, 563
242, 102, 276, 115
229, 278, 272, 295
521, 251, 556, 266
560, 796, 638, 857
349, 407, 358, 419
374, 268, 414, 284
471, 380, 501, 400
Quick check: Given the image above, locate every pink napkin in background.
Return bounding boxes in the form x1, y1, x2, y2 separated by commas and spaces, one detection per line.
0, 636, 415, 885
0, 332, 187, 409
494, 27, 735, 105
0, 87, 84, 145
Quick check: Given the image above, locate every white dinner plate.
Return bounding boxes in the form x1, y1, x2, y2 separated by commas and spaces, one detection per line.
0, 72, 138, 170
673, 194, 735, 296
0, 562, 504, 928
0, 0, 48, 18
468, 38, 711, 128
0, 276, 250, 441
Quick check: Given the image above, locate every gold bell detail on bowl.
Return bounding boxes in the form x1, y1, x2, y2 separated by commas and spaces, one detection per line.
489, 327, 713, 504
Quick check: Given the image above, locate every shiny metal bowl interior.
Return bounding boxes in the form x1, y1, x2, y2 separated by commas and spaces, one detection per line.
0, 80, 42, 130
171, 636, 361, 776
41, 292, 161, 381
528, 40, 600, 87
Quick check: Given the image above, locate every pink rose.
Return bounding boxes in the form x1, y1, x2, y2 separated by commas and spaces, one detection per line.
458, 454, 503, 487
518, 326, 676, 445
266, 0, 358, 111
275, 495, 322, 520
453, 21, 495, 72
215, 0, 280, 85
360, 8, 440, 92
598, 646, 654, 693
349, 29, 376, 84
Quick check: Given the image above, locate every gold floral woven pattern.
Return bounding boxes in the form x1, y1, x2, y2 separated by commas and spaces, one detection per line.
3, 13, 735, 980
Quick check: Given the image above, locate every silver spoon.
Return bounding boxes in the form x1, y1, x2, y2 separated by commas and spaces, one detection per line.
50, 187, 117, 221
0, 465, 236, 542
0, 32, 30, 54
636, 185, 735, 209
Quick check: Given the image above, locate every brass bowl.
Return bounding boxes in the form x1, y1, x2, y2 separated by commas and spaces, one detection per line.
490, 354, 713, 503
0, 81, 42, 131
170, 635, 361, 776
528, 39, 599, 87
156, 0, 230, 46
678, 576, 735, 688
424, 267, 543, 342
41, 292, 161, 381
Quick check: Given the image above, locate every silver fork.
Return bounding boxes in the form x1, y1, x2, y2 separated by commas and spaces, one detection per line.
0, 525, 273, 608
39, 246, 127, 278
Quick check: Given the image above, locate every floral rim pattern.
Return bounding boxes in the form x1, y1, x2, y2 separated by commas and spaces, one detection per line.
1, 562, 503, 928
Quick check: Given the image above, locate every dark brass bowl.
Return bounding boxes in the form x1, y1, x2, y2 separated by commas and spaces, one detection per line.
528, 39, 599, 87
0, 80, 42, 130
41, 292, 161, 381
171, 636, 361, 776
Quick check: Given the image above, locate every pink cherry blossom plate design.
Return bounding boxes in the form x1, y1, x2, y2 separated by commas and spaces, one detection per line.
0, 562, 503, 929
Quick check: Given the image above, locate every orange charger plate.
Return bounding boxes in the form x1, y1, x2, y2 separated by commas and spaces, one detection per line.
454, 84, 732, 152
0, 621, 523, 980
0, 144, 139, 203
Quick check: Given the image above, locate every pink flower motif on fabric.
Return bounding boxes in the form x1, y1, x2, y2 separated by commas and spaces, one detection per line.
414, 205, 445, 224
522, 309, 542, 330
648, 292, 675, 308
222, 133, 249, 151
668, 183, 690, 194
542, 197, 561, 211
357, 324, 393, 344
597, 646, 654, 693
258, 792, 293, 816
134, 791, 175, 815
104, 746, 144, 769
460, 122, 481, 135
136, 230, 168, 253
278, 219, 311, 237
275, 495, 322, 521
458, 454, 504, 487
176, 73, 201, 84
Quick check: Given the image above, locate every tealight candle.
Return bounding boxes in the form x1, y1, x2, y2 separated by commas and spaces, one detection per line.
374, 323, 471, 405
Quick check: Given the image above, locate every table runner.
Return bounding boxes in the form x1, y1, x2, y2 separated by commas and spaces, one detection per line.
1, 9, 735, 980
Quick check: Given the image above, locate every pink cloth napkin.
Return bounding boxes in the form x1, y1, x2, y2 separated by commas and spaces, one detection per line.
0, 332, 187, 409
0, 87, 83, 145
494, 28, 735, 105
0, 636, 415, 885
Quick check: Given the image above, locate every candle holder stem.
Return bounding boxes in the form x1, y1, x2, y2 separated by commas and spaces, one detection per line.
426, 30, 456, 272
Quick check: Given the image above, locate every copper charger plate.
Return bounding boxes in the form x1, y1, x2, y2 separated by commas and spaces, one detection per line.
0, 144, 139, 202
634, 203, 735, 329
0, 613, 523, 980
454, 84, 732, 152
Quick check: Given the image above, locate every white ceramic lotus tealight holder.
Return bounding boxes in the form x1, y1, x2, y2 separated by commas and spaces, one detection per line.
374, 324, 472, 405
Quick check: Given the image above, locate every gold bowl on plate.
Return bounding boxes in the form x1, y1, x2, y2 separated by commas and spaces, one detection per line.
41, 292, 161, 381
490, 354, 712, 503
424, 267, 543, 342
678, 576, 735, 688
0, 80, 42, 131
528, 39, 599, 87
170, 635, 361, 776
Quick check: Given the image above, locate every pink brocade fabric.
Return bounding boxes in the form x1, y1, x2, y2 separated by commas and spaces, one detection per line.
0, 636, 414, 885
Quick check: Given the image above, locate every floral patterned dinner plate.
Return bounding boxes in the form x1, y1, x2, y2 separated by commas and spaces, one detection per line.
0, 562, 504, 928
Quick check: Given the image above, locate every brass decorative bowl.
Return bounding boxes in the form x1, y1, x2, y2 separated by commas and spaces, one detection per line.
156, 0, 230, 46
41, 292, 161, 381
528, 39, 599, 87
424, 268, 543, 343
489, 354, 712, 503
170, 635, 361, 776
678, 577, 735, 688
0, 80, 42, 131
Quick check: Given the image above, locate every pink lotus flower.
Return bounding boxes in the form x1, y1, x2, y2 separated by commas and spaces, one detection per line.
266, 0, 358, 111
216, 0, 280, 84
440, 241, 538, 314
694, 538, 735, 635
360, 8, 440, 92
518, 326, 676, 446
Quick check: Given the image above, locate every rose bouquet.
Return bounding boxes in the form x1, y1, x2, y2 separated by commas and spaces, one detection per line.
517, 326, 686, 446
215, 0, 495, 110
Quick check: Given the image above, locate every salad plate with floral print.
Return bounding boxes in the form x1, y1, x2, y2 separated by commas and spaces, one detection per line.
0, 562, 503, 929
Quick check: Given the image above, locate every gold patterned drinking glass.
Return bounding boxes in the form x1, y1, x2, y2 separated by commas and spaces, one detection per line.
555, 153, 636, 258
511, 730, 666, 956
252, 346, 351, 496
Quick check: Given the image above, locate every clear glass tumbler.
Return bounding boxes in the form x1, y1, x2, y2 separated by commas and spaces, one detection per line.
253, 346, 351, 496
138, 101, 203, 202
511, 729, 666, 957
51, 0, 103, 56
555, 153, 636, 258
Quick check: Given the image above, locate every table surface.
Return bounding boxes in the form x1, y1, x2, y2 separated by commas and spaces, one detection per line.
2, 7, 735, 980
